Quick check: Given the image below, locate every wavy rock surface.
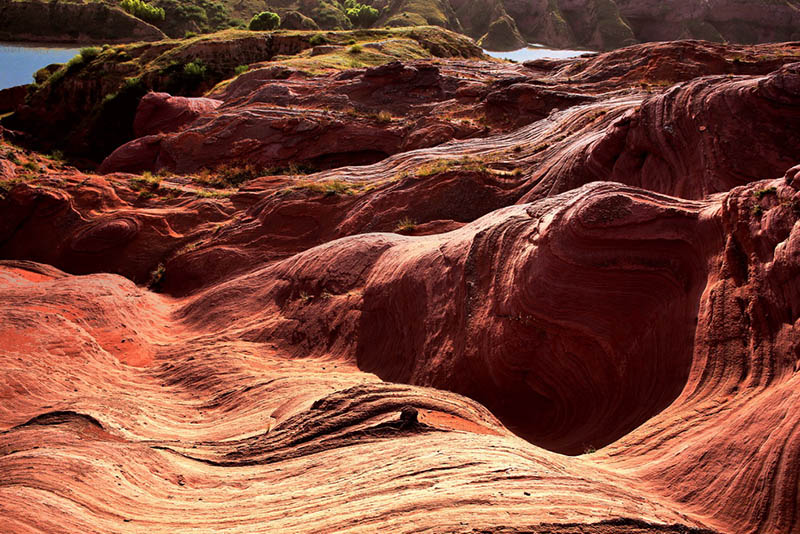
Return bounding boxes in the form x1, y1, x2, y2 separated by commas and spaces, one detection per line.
2, 40, 800, 534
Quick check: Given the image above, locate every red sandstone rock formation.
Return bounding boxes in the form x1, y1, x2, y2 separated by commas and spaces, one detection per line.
2, 40, 800, 534
133, 92, 223, 137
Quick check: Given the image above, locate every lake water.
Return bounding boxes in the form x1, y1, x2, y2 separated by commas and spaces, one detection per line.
0, 43, 82, 90
484, 45, 593, 62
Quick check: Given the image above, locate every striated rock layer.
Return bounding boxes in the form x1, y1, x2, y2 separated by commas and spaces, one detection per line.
1, 39, 800, 534
1, 172, 799, 533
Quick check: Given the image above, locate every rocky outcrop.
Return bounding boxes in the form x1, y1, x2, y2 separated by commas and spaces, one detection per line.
482, 0, 800, 50
3, 0, 796, 51
0, 0, 166, 43
99, 59, 508, 174
557, 0, 637, 50
0, 85, 28, 114
523, 61, 800, 201
0, 170, 798, 532
0, 258, 721, 534
2, 39, 800, 534
616, 0, 800, 44
133, 92, 222, 137
4, 27, 485, 161
280, 10, 320, 30
100, 107, 474, 173
388, 0, 800, 51
477, 13, 526, 51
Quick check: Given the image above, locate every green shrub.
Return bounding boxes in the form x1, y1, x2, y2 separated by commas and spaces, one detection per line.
120, 0, 165, 24
195, 163, 262, 188
66, 54, 85, 69
249, 11, 280, 30
183, 60, 207, 79
309, 33, 328, 46
308, 1, 352, 30
122, 76, 143, 90
753, 186, 777, 200
184, 30, 198, 38
47, 66, 67, 85
348, 44, 362, 54
79, 46, 102, 61
148, 262, 165, 290
342, 0, 379, 27
234, 64, 249, 75
156, 0, 213, 32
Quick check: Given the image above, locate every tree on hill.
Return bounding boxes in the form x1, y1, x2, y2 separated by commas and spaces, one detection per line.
342, 0, 379, 27
249, 10, 280, 30
120, 0, 166, 24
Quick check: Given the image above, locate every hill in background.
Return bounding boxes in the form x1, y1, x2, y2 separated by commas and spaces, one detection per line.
2, 0, 800, 50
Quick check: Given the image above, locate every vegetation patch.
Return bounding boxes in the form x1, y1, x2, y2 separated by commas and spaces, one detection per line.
341, 0, 379, 28
120, 0, 166, 24
22, 161, 41, 173
290, 179, 362, 196
415, 157, 488, 177
194, 189, 236, 198
129, 172, 162, 191
753, 186, 777, 200
394, 217, 417, 233
148, 262, 166, 290
373, 110, 392, 123
183, 60, 208, 79
249, 11, 280, 31
195, 162, 263, 188
0, 177, 25, 197
80, 47, 103, 62
309, 33, 328, 46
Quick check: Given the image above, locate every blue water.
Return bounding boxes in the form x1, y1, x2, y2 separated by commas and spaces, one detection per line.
484, 44, 593, 62
0, 42, 82, 89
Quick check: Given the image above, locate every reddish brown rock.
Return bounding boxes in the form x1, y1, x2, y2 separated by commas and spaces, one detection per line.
100, 59, 516, 174
616, 0, 800, 44
133, 92, 222, 137
100, 107, 476, 173
554, 40, 800, 87
520, 61, 800, 201
3, 40, 800, 534
1, 174, 798, 533
0, 85, 28, 114
0, 159, 15, 181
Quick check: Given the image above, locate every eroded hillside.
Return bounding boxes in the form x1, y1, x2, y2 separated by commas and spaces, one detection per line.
2, 0, 800, 50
